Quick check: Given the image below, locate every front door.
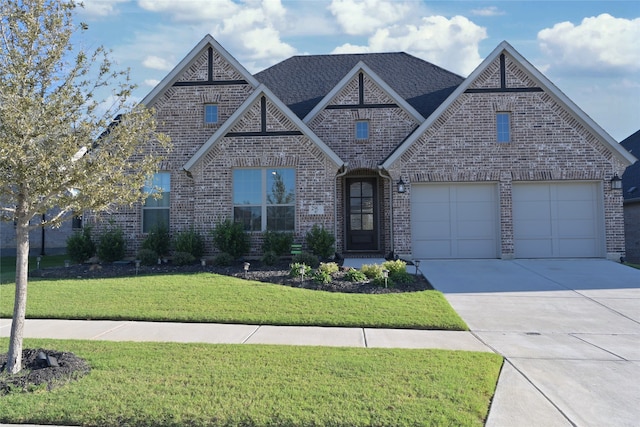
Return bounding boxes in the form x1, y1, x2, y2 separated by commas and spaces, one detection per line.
346, 178, 378, 251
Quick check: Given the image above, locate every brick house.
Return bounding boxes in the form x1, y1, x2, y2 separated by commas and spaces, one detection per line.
89, 34, 635, 261
621, 130, 640, 263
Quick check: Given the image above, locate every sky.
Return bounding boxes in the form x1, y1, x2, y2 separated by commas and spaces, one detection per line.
74, 0, 640, 142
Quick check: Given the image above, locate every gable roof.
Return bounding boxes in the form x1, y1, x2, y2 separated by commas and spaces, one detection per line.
304, 61, 425, 124
141, 34, 260, 107
254, 52, 463, 120
183, 84, 344, 172
382, 41, 637, 170
621, 130, 640, 202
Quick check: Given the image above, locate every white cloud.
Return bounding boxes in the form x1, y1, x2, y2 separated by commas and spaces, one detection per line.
142, 55, 174, 71
538, 14, 640, 73
332, 15, 487, 76
471, 6, 505, 17
328, 0, 411, 35
137, 0, 239, 22
79, 0, 130, 17
144, 79, 161, 87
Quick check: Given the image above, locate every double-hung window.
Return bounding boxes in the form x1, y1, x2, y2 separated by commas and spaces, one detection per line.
204, 104, 218, 124
355, 120, 369, 140
233, 168, 295, 231
143, 172, 170, 233
496, 112, 511, 143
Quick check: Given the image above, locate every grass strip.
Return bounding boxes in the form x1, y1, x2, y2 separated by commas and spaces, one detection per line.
0, 255, 67, 284
0, 338, 503, 427
0, 273, 467, 330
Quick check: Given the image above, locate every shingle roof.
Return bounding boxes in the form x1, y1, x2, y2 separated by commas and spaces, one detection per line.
621, 130, 640, 202
254, 52, 464, 120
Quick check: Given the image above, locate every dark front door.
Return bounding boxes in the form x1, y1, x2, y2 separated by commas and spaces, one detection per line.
346, 178, 378, 251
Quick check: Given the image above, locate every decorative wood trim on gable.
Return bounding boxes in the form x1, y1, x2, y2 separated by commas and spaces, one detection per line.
465, 54, 543, 94
225, 96, 304, 137
326, 72, 398, 110
173, 47, 249, 87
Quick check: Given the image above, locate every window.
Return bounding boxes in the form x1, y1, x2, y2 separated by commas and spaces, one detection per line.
233, 168, 295, 231
71, 214, 82, 230
204, 104, 218, 124
143, 172, 170, 233
496, 112, 510, 143
355, 120, 369, 140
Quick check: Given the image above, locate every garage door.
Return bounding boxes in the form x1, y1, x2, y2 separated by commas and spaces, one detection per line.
411, 183, 499, 258
512, 182, 603, 258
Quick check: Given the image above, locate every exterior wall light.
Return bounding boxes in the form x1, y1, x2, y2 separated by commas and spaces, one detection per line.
611, 174, 622, 190
397, 178, 406, 193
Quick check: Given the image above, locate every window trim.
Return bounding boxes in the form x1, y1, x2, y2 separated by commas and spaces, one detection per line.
233, 168, 296, 232
355, 120, 369, 140
142, 172, 170, 233
204, 104, 219, 125
496, 112, 511, 143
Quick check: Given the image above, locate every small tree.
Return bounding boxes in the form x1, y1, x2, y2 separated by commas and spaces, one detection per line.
0, 0, 171, 374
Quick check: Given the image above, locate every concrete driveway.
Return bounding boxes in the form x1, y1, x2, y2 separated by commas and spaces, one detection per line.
422, 259, 640, 427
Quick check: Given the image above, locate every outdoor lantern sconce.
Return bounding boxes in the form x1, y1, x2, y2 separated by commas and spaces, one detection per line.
243, 262, 250, 278
382, 269, 389, 288
397, 178, 406, 194
611, 174, 622, 190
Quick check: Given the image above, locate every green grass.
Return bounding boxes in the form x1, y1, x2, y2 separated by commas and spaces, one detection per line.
0, 338, 503, 427
0, 273, 467, 330
0, 254, 67, 284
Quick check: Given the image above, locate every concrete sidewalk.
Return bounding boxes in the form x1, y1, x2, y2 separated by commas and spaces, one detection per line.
0, 318, 491, 352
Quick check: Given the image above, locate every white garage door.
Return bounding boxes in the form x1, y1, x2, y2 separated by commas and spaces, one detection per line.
512, 182, 603, 258
411, 183, 499, 258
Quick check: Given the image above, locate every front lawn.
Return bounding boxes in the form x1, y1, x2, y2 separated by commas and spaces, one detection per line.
0, 273, 467, 330
0, 255, 67, 284
0, 338, 503, 427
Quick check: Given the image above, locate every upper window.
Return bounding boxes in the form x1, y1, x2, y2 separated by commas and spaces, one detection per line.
143, 172, 170, 233
204, 104, 218, 124
233, 168, 295, 232
355, 120, 369, 140
496, 112, 511, 143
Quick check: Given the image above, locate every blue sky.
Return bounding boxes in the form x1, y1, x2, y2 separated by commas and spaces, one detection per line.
76, 0, 640, 141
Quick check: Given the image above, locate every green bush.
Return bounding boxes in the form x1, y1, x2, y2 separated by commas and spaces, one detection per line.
313, 270, 332, 284
211, 219, 249, 259
174, 228, 205, 259
262, 231, 294, 256
382, 259, 407, 275
173, 251, 196, 266
137, 248, 158, 266
97, 226, 125, 263
390, 270, 413, 285
213, 252, 234, 267
66, 227, 95, 263
344, 268, 367, 282
141, 223, 170, 256
361, 263, 384, 280
261, 251, 280, 266
305, 225, 335, 259
318, 262, 339, 275
291, 252, 319, 268
289, 262, 312, 278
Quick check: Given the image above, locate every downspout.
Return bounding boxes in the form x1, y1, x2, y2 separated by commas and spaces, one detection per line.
335, 163, 349, 255
377, 166, 394, 259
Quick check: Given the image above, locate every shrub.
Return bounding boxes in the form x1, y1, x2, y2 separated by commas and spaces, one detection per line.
97, 226, 125, 262
213, 252, 234, 266
305, 225, 335, 259
261, 251, 280, 266
174, 228, 205, 259
137, 248, 158, 266
382, 259, 407, 275
66, 227, 95, 263
344, 268, 367, 282
211, 219, 249, 259
361, 263, 384, 280
289, 262, 312, 278
318, 262, 339, 275
291, 252, 319, 268
313, 270, 332, 284
262, 231, 294, 256
141, 223, 170, 256
390, 270, 413, 285
173, 251, 196, 266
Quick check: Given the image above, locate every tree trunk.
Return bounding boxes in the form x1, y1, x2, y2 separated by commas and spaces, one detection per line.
5, 205, 30, 374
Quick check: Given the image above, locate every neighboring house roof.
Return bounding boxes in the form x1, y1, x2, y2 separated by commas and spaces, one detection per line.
183, 84, 344, 172
382, 40, 637, 170
254, 52, 463, 120
621, 129, 640, 202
